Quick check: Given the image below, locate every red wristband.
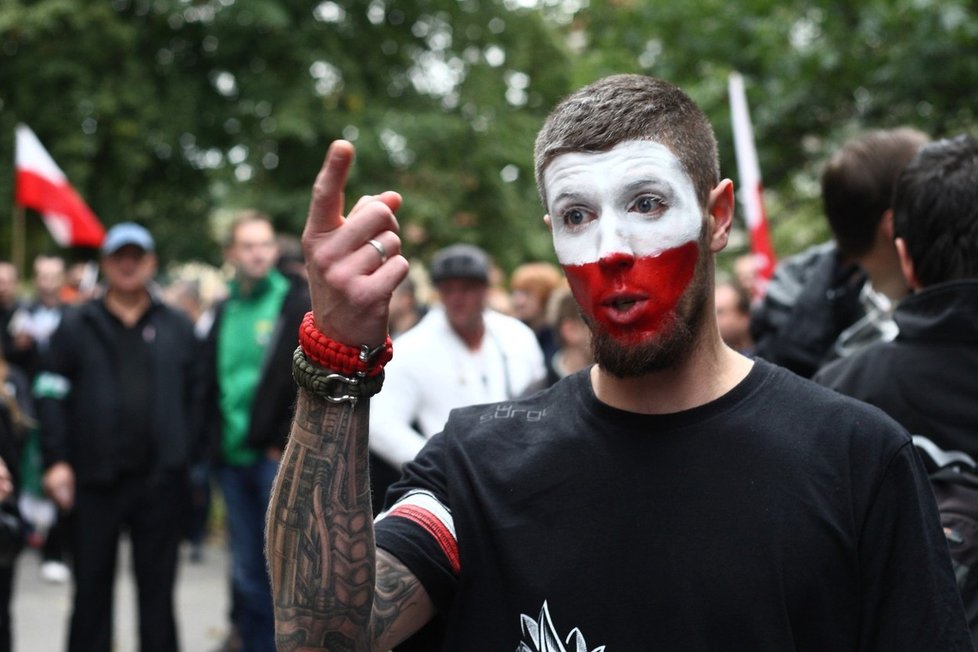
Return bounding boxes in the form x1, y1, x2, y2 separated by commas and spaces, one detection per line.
298, 312, 392, 378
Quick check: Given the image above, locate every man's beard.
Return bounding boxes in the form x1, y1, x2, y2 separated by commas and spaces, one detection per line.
587, 259, 709, 378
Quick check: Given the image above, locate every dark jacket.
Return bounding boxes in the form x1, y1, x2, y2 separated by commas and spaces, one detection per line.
202, 272, 309, 459
814, 280, 978, 459
36, 296, 202, 486
751, 242, 867, 378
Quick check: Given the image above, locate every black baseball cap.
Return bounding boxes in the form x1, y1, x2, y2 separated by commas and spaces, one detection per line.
430, 244, 490, 284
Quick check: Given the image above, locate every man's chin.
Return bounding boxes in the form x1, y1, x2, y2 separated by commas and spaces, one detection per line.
589, 314, 694, 378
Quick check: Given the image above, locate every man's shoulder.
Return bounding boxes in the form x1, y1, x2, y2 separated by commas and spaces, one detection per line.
484, 310, 540, 348
811, 341, 894, 392
752, 360, 909, 443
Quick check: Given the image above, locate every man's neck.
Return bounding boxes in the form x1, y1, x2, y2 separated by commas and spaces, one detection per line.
590, 329, 753, 415
858, 248, 909, 303
234, 270, 275, 299
104, 288, 151, 327
453, 321, 485, 351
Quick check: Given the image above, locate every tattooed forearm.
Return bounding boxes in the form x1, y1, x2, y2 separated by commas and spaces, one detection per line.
267, 390, 376, 651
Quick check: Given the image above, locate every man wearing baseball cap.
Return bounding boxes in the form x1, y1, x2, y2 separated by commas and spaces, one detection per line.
36, 221, 202, 652
368, 243, 546, 475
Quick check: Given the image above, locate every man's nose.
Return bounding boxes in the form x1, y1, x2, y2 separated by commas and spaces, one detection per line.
597, 252, 635, 273
596, 212, 634, 260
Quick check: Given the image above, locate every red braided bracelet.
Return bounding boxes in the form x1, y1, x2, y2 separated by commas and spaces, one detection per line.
299, 311, 392, 378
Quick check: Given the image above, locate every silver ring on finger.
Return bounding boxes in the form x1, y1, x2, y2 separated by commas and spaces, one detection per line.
367, 238, 388, 263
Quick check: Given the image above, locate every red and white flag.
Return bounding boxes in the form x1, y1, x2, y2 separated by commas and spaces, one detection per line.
15, 124, 105, 248
728, 72, 776, 295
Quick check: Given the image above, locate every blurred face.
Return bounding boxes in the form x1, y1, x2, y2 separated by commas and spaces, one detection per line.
543, 140, 708, 376
33, 257, 65, 301
436, 278, 487, 339
227, 219, 278, 284
715, 284, 750, 348
101, 246, 157, 294
510, 287, 545, 325
0, 265, 18, 305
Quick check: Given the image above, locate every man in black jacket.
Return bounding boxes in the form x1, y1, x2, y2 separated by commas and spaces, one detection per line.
201, 211, 309, 652
36, 222, 202, 652
751, 128, 929, 376
815, 135, 978, 459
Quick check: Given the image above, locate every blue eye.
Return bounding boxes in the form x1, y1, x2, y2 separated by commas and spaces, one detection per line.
630, 195, 665, 215
562, 207, 592, 228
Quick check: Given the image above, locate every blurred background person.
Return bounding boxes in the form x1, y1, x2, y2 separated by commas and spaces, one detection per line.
509, 261, 564, 365
733, 253, 760, 304
715, 278, 754, 354
9, 254, 71, 584
0, 346, 35, 652
369, 243, 546, 481
0, 264, 22, 365
36, 222, 201, 652
751, 127, 929, 376
9, 254, 67, 376
815, 135, 978, 460
388, 274, 427, 340
543, 286, 592, 385
201, 211, 309, 652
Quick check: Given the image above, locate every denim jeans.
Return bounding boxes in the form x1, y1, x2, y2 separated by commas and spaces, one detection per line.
218, 458, 279, 652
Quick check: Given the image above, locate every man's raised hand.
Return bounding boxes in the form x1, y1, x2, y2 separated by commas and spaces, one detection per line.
302, 140, 408, 348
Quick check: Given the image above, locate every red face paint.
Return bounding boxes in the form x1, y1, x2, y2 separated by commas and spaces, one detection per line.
563, 241, 699, 343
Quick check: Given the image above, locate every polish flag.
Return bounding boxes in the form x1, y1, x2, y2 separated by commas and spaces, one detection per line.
728, 72, 776, 294
15, 124, 105, 248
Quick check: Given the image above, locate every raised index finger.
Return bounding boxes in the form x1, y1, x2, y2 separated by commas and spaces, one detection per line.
306, 139, 355, 235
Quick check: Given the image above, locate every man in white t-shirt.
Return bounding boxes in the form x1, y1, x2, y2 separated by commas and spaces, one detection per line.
369, 244, 546, 469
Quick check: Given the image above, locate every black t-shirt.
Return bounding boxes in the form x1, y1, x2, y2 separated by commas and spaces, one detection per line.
100, 304, 155, 473
375, 360, 972, 651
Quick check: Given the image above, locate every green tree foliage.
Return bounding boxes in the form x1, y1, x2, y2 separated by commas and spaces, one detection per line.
1, 0, 976, 276
0, 0, 571, 272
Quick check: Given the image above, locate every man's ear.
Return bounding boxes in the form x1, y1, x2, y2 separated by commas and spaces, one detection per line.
543, 214, 553, 233
895, 237, 921, 291
707, 179, 735, 253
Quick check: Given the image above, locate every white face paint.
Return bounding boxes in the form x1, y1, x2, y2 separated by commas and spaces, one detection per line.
543, 140, 702, 266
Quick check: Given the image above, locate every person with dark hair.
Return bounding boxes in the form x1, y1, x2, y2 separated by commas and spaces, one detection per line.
751, 128, 929, 376
815, 135, 978, 459
266, 75, 970, 650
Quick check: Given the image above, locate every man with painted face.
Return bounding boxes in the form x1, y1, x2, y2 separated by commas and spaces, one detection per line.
267, 75, 971, 650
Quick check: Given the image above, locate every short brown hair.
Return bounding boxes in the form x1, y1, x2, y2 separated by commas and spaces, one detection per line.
534, 74, 720, 209
821, 127, 929, 259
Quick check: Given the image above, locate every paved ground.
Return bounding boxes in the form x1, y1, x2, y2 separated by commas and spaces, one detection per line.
12, 538, 231, 652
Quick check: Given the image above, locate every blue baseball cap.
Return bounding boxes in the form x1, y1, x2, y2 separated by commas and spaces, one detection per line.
101, 222, 155, 255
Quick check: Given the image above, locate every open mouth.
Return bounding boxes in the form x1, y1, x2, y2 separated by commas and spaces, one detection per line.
604, 294, 646, 311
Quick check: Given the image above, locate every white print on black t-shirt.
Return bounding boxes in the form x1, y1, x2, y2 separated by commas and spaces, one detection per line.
518, 601, 605, 652
479, 404, 550, 423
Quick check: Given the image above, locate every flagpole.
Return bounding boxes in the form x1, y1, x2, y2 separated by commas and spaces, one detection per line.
12, 204, 25, 277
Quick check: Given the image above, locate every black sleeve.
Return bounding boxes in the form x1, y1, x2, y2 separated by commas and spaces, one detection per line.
374, 432, 458, 612
857, 442, 974, 651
